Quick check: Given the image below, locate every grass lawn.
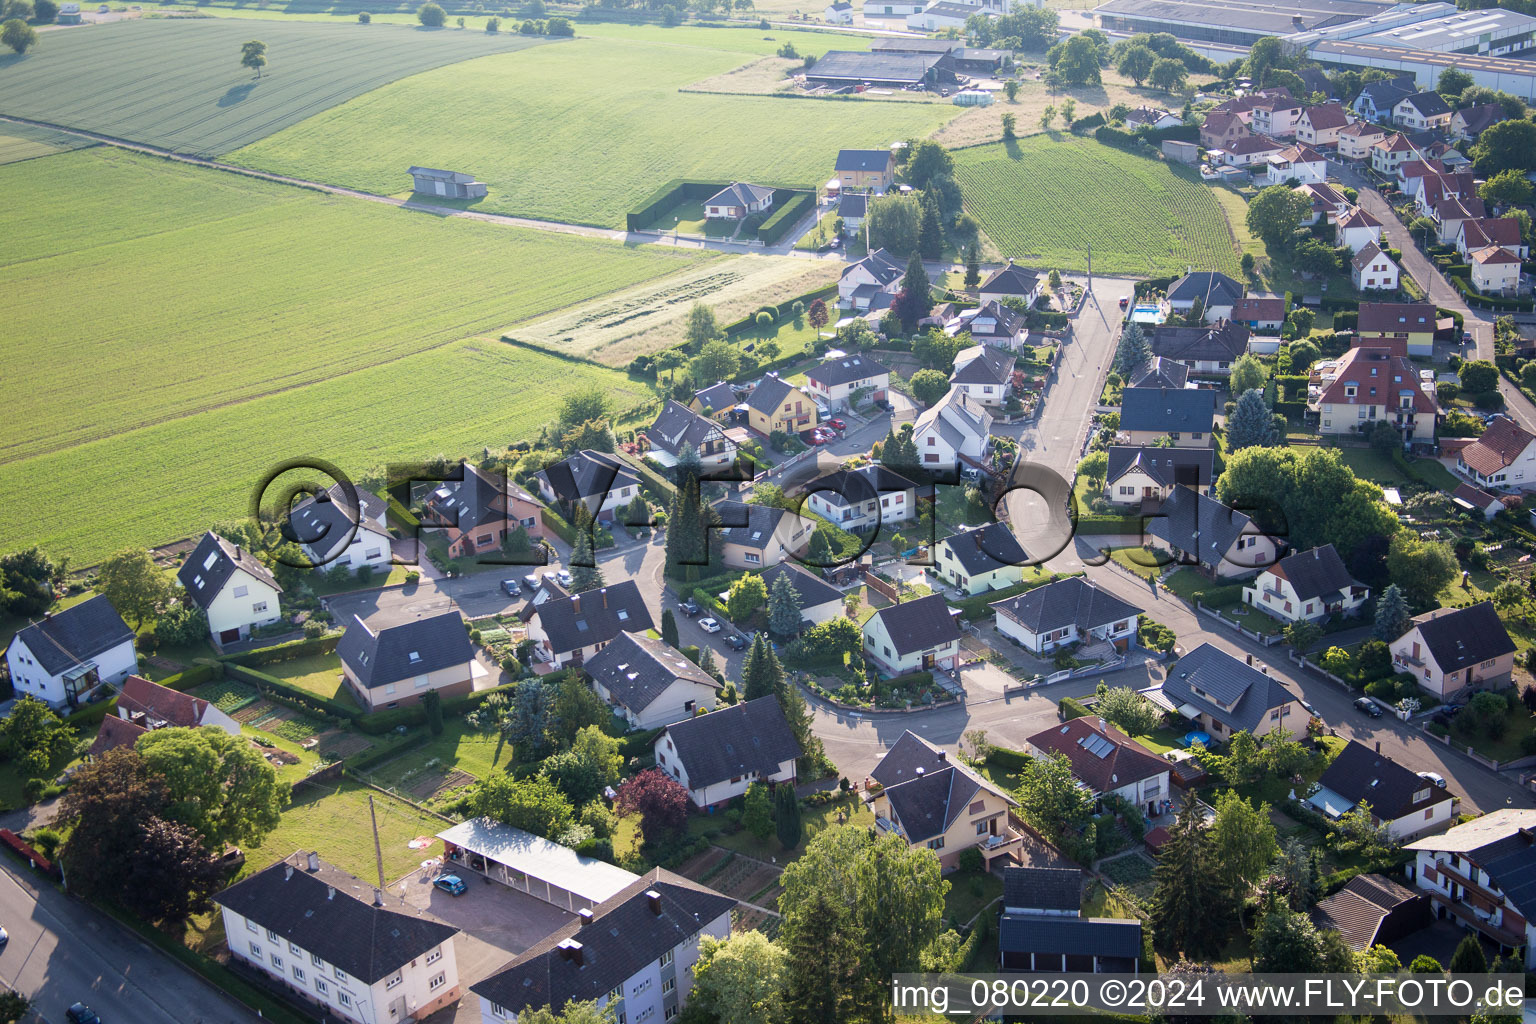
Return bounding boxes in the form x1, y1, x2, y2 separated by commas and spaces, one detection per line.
259, 778, 450, 882
943, 869, 1003, 929
952, 135, 1242, 277
1160, 567, 1244, 608
1111, 546, 1166, 579
688, 793, 874, 866
263, 652, 356, 707
1450, 703, 1536, 762
0, 148, 703, 563
1337, 446, 1409, 485
1131, 725, 1189, 755
358, 718, 515, 790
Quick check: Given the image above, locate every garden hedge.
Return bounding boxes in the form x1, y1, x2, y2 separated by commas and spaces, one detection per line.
1059, 695, 1090, 720
540, 506, 578, 545
220, 634, 340, 667
985, 745, 1032, 771
624, 180, 721, 233
755, 189, 816, 245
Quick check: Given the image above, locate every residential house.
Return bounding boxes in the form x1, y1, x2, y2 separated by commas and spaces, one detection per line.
1152, 642, 1307, 739
1311, 874, 1431, 951
1230, 297, 1286, 332
1450, 103, 1506, 143
1337, 206, 1384, 253
1351, 81, 1413, 123
338, 611, 475, 711
998, 865, 1141, 972
1336, 120, 1388, 161
834, 148, 895, 192
935, 521, 1029, 595
1308, 740, 1455, 839
1452, 481, 1506, 520
863, 593, 961, 675
90, 673, 241, 757
991, 577, 1141, 654
583, 631, 720, 730
1358, 301, 1437, 356
837, 190, 867, 231
216, 851, 462, 1024
1295, 104, 1353, 148
1125, 106, 1181, 130
690, 381, 738, 421
758, 561, 845, 628
645, 400, 737, 471
1416, 171, 1478, 214
1118, 387, 1216, 448
1251, 93, 1303, 138
703, 182, 773, 220
1199, 110, 1250, 150
409, 166, 486, 199
1390, 602, 1516, 697
742, 375, 817, 437
1404, 808, 1536, 968
1242, 543, 1368, 624
802, 464, 917, 532
1370, 133, 1417, 176
1432, 197, 1487, 245
912, 388, 993, 470
1146, 485, 1277, 579
1209, 87, 1292, 123
824, 0, 854, 22
1457, 217, 1528, 261
1164, 272, 1242, 320
525, 580, 655, 669
177, 531, 283, 647
1351, 242, 1401, 291
905, 2, 983, 30
422, 464, 546, 560
1215, 135, 1284, 168
712, 500, 816, 569
1308, 346, 1438, 443
1149, 320, 1251, 376
655, 696, 800, 808
804, 353, 889, 410
948, 344, 1016, 408
1457, 415, 1536, 489
1024, 716, 1168, 816
1102, 446, 1214, 507
978, 259, 1043, 307
5, 595, 136, 710
957, 301, 1029, 351
472, 870, 732, 1023
1127, 356, 1189, 390
1266, 142, 1327, 185
1399, 158, 1448, 195
1394, 91, 1453, 131
287, 483, 392, 576
1471, 245, 1523, 295
533, 450, 641, 525
837, 247, 905, 309
866, 730, 1023, 870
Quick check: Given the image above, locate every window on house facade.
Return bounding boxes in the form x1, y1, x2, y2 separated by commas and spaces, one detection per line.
316, 979, 329, 995
250, 943, 263, 958
661, 949, 674, 968
386, 971, 403, 990
430, 972, 447, 991
233, 585, 248, 598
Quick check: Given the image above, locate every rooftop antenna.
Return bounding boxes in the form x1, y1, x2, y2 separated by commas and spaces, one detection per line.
369, 794, 386, 906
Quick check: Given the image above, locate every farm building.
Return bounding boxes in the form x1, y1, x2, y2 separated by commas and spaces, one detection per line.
407, 167, 488, 200
805, 50, 957, 90
57, 2, 82, 22
703, 182, 774, 220
438, 817, 640, 912
825, 0, 855, 21
871, 37, 1012, 73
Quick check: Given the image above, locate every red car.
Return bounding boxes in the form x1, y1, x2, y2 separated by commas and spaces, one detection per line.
828, 418, 846, 431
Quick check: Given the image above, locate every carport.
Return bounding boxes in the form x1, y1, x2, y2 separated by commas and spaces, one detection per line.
438, 817, 638, 912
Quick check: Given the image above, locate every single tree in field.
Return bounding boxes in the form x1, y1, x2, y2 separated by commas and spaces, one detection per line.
1060, 98, 1076, 123
1040, 104, 1056, 130
416, 1, 445, 25
1003, 78, 1019, 102
1117, 42, 1155, 85
1148, 57, 1186, 93
1000, 112, 1017, 140
239, 39, 267, 78
3, 17, 36, 53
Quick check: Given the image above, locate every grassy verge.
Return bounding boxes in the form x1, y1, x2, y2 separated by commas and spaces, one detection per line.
943, 869, 1003, 929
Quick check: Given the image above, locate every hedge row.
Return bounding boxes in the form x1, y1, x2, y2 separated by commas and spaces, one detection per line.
220, 634, 340, 668
224, 662, 359, 720
624, 180, 720, 233
986, 745, 1032, 771
756, 189, 816, 245
1451, 276, 1535, 311
884, 669, 935, 690
692, 587, 730, 622
541, 506, 578, 545
1060, 695, 1090, 720
618, 450, 677, 506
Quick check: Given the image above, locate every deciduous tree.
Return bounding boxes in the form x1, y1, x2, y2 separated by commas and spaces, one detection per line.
0, 696, 73, 781
472, 774, 574, 838
1148, 56, 1186, 93
97, 548, 170, 628
1479, 170, 1534, 208
1092, 682, 1159, 736
239, 38, 267, 77
1015, 751, 1093, 841
1117, 42, 1155, 85
1472, 119, 1536, 177
1386, 531, 1458, 606
728, 573, 768, 621
136, 726, 287, 848
2, 15, 35, 53
690, 931, 787, 1024
1246, 185, 1312, 247
416, 2, 444, 25
615, 767, 689, 845
909, 368, 950, 406
1211, 790, 1278, 893
742, 781, 773, 841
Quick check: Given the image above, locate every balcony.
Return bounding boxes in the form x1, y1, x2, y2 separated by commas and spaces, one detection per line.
1432, 893, 1525, 947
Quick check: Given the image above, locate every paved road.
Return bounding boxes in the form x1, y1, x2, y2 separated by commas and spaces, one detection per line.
0, 858, 258, 1024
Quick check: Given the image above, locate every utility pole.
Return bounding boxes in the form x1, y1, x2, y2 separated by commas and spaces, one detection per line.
369, 795, 386, 906
1086, 241, 1092, 292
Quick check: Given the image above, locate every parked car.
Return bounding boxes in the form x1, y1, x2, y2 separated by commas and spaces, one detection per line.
556, 570, 573, 587
680, 597, 701, 617
1300, 700, 1318, 718
828, 418, 846, 431
1354, 696, 1383, 718
67, 1005, 101, 1024
502, 579, 521, 597
724, 633, 748, 650
522, 573, 540, 592
803, 431, 827, 446
433, 874, 468, 896
1119, 295, 1130, 309
1417, 770, 1447, 788
698, 617, 722, 634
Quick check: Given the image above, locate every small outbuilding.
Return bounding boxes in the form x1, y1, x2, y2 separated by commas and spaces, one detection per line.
437, 817, 640, 912
408, 166, 488, 200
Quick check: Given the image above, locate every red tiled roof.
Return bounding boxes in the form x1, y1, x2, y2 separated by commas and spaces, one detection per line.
1453, 482, 1503, 509
118, 674, 208, 729
1226, 135, 1284, 155
1025, 717, 1167, 794
1358, 301, 1435, 335
1339, 207, 1381, 230
1339, 121, 1386, 138
1301, 104, 1351, 131
1461, 218, 1523, 250
1460, 416, 1536, 476
1472, 245, 1522, 265
1232, 297, 1285, 321
1374, 133, 1414, 153
1314, 347, 1436, 415
87, 714, 149, 759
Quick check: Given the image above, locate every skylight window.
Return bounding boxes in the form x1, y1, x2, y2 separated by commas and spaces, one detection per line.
408, 651, 421, 663
203, 552, 218, 570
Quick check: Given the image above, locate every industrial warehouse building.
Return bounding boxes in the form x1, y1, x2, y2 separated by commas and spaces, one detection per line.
1092, 0, 1395, 47
804, 49, 957, 89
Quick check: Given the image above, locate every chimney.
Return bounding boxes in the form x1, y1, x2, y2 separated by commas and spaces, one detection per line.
558, 939, 585, 966
915, 766, 925, 776
327, 886, 335, 901
284, 864, 294, 881
602, 588, 608, 609
1375, 740, 1381, 754
572, 593, 582, 613
1245, 653, 1254, 666
235, 545, 242, 560
307, 851, 319, 872
646, 890, 663, 916
578, 908, 594, 924
373, 888, 383, 907
937, 750, 948, 762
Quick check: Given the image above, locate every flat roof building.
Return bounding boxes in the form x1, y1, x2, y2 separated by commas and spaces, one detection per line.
1093, 0, 1394, 47
438, 817, 640, 912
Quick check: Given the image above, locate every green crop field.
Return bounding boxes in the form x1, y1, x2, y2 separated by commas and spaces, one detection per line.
953, 136, 1242, 277
231, 32, 956, 227
0, 18, 544, 156
0, 147, 703, 562
0, 121, 95, 165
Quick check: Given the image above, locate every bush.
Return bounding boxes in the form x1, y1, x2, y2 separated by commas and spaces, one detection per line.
301, 620, 326, 639
1060, 696, 1090, 721
357, 10, 370, 20
417, 1, 445, 24
958, 847, 985, 873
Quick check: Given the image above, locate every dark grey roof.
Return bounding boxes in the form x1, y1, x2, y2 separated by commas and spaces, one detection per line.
470, 869, 736, 1017
758, 562, 842, 610
647, 401, 728, 457
1144, 486, 1254, 567
1166, 272, 1242, 307
660, 696, 802, 790
1481, 832, 1536, 920
842, 247, 905, 287
1149, 320, 1251, 364
336, 611, 471, 690
1105, 446, 1213, 490
706, 181, 774, 207
1160, 642, 1302, 734
213, 851, 458, 984
1411, 602, 1515, 674
801, 464, 917, 509
838, 192, 868, 219
713, 500, 806, 551
835, 148, 894, 172
290, 481, 388, 532
177, 531, 282, 609
980, 261, 1040, 297
535, 450, 640, 504
868, 594, 961, 656
1402, 90, 1451, 117
869, 729, 948, 787
1269, 544, 1362, 603
964, 302, 1026, 343
7, 595, 135, 676
582, 632, 719, 714
883, 763, 980, 842
529, 580, 655, 657
950, 344, 1016, 386
1118, 387, 1215, 435
1453, 104, 1504, 136
421, 463, 540, 535
808, 353, 888, 389
999, 915, 1142, 959
1127, 356, 1189, 390
1319, 740, 1445, 820
1003, 866, 1082, 913
744, 375, 801, 415
941, 522, 1030, 577
693, 381, 738, 414
991, 577, 1142, 636
810, 50, 941, 84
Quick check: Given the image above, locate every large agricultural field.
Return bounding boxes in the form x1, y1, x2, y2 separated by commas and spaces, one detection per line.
0, 18, 543, 156
954, 135, 1243, 277
0, 121, 95, 165
230, 31, 956, 226
0, 147, 705, 562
